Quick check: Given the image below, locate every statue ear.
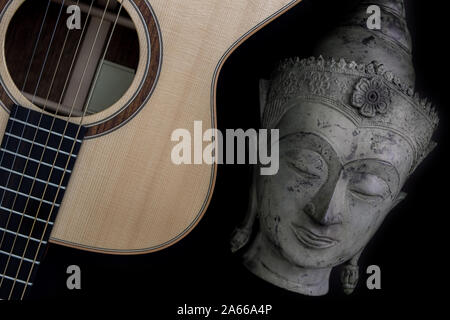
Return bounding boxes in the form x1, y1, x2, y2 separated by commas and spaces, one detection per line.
230, 80, 270, 252
230, 165, 259, 253
393, 191, 407, 209
259, 79, 271, 122
341, 249, 364, 295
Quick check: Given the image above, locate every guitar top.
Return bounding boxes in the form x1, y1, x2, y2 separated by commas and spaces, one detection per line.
0, 0, 300, 257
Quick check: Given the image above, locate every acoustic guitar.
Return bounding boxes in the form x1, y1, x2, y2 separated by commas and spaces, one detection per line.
0, 0, 300, 300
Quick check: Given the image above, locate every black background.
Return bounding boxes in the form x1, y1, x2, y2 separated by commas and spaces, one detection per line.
10, 0, 448, 315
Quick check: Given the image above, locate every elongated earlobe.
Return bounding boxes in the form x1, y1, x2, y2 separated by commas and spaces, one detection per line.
341, 250, 363, 295
393, 191, 407, 209
230, 80, 271, 253
230, 166, 259, 253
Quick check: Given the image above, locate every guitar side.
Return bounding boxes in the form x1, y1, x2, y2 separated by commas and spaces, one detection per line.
0, 0, 301, 254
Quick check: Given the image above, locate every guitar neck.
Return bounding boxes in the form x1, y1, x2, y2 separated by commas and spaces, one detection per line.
0, 105, 85, 300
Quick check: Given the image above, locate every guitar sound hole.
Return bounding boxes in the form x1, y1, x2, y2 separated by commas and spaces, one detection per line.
5, 0, 140, 117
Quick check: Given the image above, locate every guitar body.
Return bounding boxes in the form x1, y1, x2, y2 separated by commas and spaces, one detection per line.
0, 0, 300, 254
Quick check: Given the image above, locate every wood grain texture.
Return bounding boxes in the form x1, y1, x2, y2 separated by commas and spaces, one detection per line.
0, 0, 301, 254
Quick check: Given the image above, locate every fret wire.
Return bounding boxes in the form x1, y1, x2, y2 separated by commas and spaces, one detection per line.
0, 250, 40, 265
0, 0, 48, 293
0, 186, 61, 207
0, 107, 19, 169
0, 228, 47, 244
4, 205, 54, 237
0, 148, 72, 173
0, 166, 66, 190
0, 107, 34, 294
1, 274, 33, 286
0, 108, 81, 293
2, 257, 38, 285
4, 132, 78, 158
0, 205, 54, 225
0, 109, 23, 288
1, 231, 48, 261
0, 107, 20, 213
0, 109, 70, 298
9, 117, 83, 143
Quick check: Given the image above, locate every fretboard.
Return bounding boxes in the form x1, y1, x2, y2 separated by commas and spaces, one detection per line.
0, 105, 85, 300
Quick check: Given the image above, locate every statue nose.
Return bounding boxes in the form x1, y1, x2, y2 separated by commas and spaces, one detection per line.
303, 173, 345, 226
303, 202, 343, 226
300, 160, 345, 226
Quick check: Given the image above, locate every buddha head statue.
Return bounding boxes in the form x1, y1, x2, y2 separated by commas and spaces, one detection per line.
231, 0, 439, 296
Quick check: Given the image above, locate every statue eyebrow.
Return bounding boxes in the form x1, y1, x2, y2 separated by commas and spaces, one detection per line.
283, 132, 341, 161
286, 149, 327, 170
285, 146, 340, 170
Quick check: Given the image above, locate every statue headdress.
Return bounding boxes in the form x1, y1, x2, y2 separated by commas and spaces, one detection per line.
261, 0, 438, 174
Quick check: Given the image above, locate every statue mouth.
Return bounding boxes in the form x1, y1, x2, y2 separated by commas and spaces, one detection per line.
291, 225, 339, 249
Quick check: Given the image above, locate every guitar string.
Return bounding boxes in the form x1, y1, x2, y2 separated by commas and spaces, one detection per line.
6, 0, 97, 300
0, 0, 52, 249
19, 0, 123, 300
0, 0, 90, 266
0, 0, 67, 288
18, 0, 123, 300
3, 0, 95, 299
0, 0, 66, 252
0, 0, 67, 290
21, 0, 53, 94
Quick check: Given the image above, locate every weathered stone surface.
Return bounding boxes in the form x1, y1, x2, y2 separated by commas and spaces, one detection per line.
231, 0, 438, 296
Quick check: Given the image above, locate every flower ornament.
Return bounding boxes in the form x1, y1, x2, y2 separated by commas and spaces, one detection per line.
351, 77, 392, 118
306, 71, 330, 95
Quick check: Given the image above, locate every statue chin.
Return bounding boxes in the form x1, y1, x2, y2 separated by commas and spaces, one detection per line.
231, 0, 438, 296
242, 232, 332, 296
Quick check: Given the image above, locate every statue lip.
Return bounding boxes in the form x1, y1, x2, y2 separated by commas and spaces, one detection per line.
291, 225, 339, 249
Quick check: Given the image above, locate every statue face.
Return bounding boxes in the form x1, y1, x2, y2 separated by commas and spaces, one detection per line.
257, 100, 413, 269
